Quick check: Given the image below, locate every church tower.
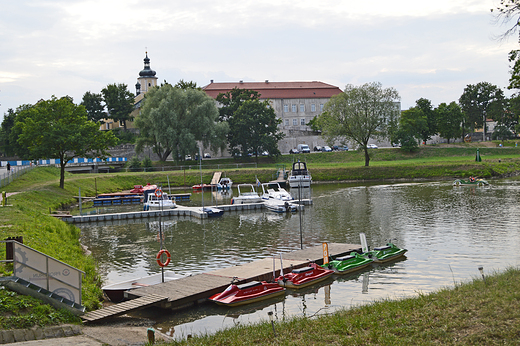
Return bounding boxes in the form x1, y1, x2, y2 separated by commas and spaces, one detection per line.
136, 52, 158, 95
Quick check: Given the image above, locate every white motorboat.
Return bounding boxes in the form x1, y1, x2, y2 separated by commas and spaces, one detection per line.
217, 177, 233, 190
143, 190, 176, 210
288, 160, 312, 188
260, 182, 293, 201
231, 184, 262, 204
102, 271, 187, 302
264, 198, 298, 213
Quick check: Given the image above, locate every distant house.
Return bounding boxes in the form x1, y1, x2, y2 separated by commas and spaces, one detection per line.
202, 80, 343, 152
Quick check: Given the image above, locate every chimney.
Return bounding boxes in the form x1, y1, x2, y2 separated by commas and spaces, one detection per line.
239, 80, 243, 83
210, 79, 214, 83
265, 80, 269, 83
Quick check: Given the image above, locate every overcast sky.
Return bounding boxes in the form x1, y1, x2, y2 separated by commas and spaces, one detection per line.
1, 0, 518, 121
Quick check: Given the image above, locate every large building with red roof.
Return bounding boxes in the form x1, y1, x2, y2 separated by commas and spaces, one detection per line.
203, 80, 343, 152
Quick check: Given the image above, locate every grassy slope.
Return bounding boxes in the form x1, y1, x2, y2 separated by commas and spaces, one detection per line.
167, 268, 520, 346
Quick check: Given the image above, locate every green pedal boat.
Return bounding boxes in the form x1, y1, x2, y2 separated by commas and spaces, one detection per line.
360, 232, 408, 263
322, 252, 373, 274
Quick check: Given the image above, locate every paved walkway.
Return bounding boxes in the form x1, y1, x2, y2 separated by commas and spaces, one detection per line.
1, 324, 170, 345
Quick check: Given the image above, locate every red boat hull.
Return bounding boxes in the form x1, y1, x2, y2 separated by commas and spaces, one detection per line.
276, 263, 334, 289
209, 281, 285, 307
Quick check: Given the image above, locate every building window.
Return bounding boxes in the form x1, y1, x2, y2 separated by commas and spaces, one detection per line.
320, 104, 324, 111
300, 104, 305, 112
292, 104, 297, 112
293, 119, 298, 126
284, 104, 288, 112
285, 119, 289, 126
311, 104, 316, 112
301, 118, 305, 125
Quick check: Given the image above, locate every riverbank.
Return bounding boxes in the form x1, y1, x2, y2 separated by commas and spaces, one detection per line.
1, 146, 520, 340
165, 266, 520, 346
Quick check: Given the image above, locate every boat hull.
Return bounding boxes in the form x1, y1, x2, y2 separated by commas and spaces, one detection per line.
276, 263, 334, 289
209, 281, 285, 307
365, 244, 407, 263
323, 253, 374, 274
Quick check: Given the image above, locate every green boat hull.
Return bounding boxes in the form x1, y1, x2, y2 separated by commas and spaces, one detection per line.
453, 179, 489, 186
365, 243, 407, 263
322, 252, 373, 274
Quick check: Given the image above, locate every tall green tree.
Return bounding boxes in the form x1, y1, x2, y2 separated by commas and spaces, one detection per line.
101, 83, 134, 130
216, 88, 261, 122
459, 82, 506, 141
415, 98, 437, 144
319, 82, 400, 166
135, 83, 228, 161
81, 91, 106, 123
228, 99, 284, 159
396, 107, 428, 151
0, 108, 17, 157
435, 102, 464, 144
12, 96, 118, 188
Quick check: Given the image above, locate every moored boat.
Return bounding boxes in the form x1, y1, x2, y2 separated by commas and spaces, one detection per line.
264, 198, 298, 213
231, 184, 262, 204
453, 178, 489, 186
102, 271, 187, 302
260, 182, 293, 201
143, 189, 176, 210
359, 233, 407, 263
209, 278, 286, 307
201, 207, 224, 217
217, 177, 233, 190
276, 262, 334, 289
322, 252, 373, 274
288, 160, 312, 188
192, 183, 217, 191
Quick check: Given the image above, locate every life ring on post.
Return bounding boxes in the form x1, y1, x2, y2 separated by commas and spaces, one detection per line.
156, 249, 171, 267
155, 188, 163, 198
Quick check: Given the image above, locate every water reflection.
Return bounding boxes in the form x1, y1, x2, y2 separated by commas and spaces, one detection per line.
77, 179, 520, 339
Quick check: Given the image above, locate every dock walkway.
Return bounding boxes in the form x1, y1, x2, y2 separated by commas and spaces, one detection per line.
66, 200, 312, 224
82, 243, 360, 323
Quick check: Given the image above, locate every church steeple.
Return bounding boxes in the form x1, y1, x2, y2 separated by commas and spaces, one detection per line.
136, 51, 158, 95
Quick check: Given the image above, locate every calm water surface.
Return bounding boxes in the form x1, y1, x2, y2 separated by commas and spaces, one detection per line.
77, 179, 520, 339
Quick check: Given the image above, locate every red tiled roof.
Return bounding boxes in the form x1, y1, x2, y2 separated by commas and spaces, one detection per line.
202, 81, 343, 99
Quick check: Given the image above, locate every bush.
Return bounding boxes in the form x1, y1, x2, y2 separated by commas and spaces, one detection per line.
127, 156, 141, 169
142, 157, 153, 168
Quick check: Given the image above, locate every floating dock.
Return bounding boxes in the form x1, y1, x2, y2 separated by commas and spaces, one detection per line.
65, 200, 312, 224
81, 243, 360, 323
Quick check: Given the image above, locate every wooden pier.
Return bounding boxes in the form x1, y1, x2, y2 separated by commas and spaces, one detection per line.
81, 243, 360, 323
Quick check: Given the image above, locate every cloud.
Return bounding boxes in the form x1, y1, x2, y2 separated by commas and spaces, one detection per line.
0, 0, 517, 116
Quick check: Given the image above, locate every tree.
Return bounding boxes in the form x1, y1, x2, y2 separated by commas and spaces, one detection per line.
492, 1, 520, 89
101, 83, 134, 130
12, 96, 118, 188
81, 91, 106, 123
216, 88, 261, 122
396, 107, 428, 151
415, 98, 437, 144
228, 99, 284, 159
435, 102, 464, 144
135, 83, 227, 162
215, 88, 283, 158
459, 82, 506, 140
0, 108, 17, 157
319, 82, 400, 166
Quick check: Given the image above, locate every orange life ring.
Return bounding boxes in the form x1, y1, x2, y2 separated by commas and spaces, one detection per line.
155, 188, 163, 198
156, 249, 171, 267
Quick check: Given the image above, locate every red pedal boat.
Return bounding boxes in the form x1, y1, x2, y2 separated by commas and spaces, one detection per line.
209, 278, 286, 307
276, 263, 334, 289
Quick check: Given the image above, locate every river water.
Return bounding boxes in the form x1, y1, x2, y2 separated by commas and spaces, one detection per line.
76, 178, 520, 339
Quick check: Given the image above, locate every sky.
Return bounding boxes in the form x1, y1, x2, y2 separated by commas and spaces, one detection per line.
1, 0, 519, 122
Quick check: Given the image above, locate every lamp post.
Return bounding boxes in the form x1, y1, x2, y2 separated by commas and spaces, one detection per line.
268, 311, 277, 337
